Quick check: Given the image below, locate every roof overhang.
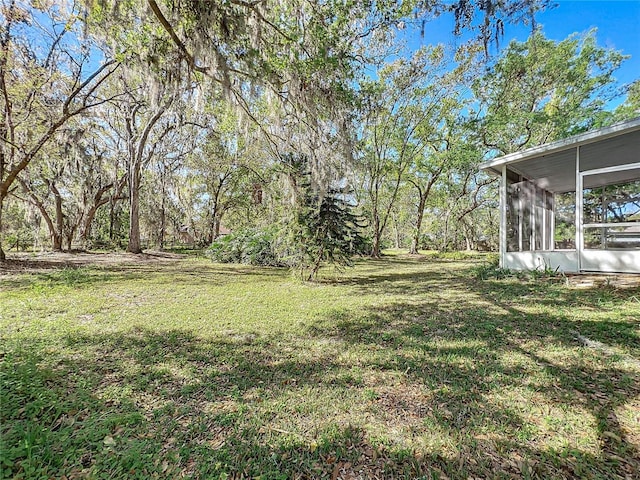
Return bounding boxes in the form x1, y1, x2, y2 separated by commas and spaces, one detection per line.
479, 117, 640, 193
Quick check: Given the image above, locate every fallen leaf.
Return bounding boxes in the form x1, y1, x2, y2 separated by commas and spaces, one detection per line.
331, 463, 340, 480
602, 431, 622, 443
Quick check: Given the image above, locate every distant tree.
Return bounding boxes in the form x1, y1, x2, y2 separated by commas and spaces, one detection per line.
0, 2, 118, 260
15, 117, 118, 251
281, 153, 368, 281
613, 80, 640, 122
183, 105, 265, 245
359, 46, 474, 256
473, 29, 626, 154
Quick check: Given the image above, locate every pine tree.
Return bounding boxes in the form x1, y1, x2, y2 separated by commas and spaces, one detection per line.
281, 154, 368, 281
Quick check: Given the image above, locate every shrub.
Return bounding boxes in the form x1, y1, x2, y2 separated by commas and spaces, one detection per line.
472, 255, 513, 280
206, 228, 283, 266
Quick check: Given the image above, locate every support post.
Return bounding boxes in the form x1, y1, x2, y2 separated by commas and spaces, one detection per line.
550, 193, 555, 251
576, 146, 583, 271
500, 166, 507, 268
541, 190, 545, 251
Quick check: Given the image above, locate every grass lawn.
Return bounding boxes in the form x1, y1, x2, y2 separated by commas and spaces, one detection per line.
1, 253, 639, 479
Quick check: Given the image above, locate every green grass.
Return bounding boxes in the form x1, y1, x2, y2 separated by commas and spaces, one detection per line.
1, 255, 639, 479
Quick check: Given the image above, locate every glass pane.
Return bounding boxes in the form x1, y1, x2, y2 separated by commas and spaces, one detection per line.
583, 179, 640, 224
583, 187, 604, 224
522, 191, 532, 251
545, 208, 553, 250
534, 206, 544, 250
554, 192, 575, 249
506, 183, 520, 252
584, 226, 640, 250
508, 181, 554, 251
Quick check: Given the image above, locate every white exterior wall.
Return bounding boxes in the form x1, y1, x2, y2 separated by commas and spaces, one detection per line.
503, 250, 640, 273
580, 251, 640, 273
504, 251, 579, 273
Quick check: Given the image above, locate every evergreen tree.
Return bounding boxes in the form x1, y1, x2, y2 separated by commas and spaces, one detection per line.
282, 154, 368, 281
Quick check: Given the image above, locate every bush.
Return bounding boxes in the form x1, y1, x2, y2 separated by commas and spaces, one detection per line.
206, 228, 283, 266
471, 254, 513, 280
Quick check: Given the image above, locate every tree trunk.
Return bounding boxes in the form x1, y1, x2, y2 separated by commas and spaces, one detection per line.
442, 213, 450, 252
37, 204, 59, 251
125, 104, 168, 254
109, 201, 117, 243
0, 197, 5, 261
393, 215, 401, 249
50, 182, 64, 251
213, 216, 220, 240
410, 193, 427, 255
370, 216, 381, 258
79, 184, 112, 247
66, 225, 77, 251
462, 219, 473, 251
465, 234, 473, 251
159, 203, 165, 249
80, 205, 99, 246
308, 245, 324, 282
158, 168, 167, 249
127, 165, 142, 253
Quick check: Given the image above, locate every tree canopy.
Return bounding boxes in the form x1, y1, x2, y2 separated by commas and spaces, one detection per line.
1, 0, 637, 271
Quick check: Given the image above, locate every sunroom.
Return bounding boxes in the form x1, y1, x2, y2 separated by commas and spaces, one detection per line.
480, 117, 640, 274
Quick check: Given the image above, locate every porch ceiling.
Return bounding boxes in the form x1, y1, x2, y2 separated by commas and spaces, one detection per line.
480, 118, 640, 193
508, 149, 576, 193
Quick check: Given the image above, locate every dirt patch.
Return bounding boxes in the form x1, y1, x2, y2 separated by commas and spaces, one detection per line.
565, 273, 640, 289
0, 250, 187, 274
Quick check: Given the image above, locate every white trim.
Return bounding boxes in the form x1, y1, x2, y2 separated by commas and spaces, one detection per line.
581, 162, 640, 176
580, 250, 640, 273
504, 251, 579, 273
576, 146, 583, 271
542, 190, 546, 251
479, 117, 640, 171
550, 194, 556, 251
500, 166, 507, 268
583, 222, 639, 228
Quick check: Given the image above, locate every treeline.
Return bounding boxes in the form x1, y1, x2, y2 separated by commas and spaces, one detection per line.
1, 1, 638, 267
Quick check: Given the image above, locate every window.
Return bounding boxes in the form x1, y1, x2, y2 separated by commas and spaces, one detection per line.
507, 179, 555, 252
582, 177, 640, 250
583, 179, 640, 224
554, 192, 575, 249
584, 226, 640, 249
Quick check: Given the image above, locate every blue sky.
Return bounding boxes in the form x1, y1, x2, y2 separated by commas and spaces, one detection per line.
410, 0, 640, 103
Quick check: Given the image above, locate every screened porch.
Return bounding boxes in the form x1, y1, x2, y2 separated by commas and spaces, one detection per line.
480, 118, 640, 274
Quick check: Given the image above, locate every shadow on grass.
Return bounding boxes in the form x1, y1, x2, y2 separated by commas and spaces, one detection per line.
2, 257, 639, 479
306, 267, 640, 478
0, 261, 289, 292
3, 328, 471, 478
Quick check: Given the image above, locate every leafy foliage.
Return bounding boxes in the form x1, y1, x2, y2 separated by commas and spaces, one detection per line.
473, 29, 627, 154
0, 2, 634, 259
280, 153, 369, 280
206, 227, 282, 267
